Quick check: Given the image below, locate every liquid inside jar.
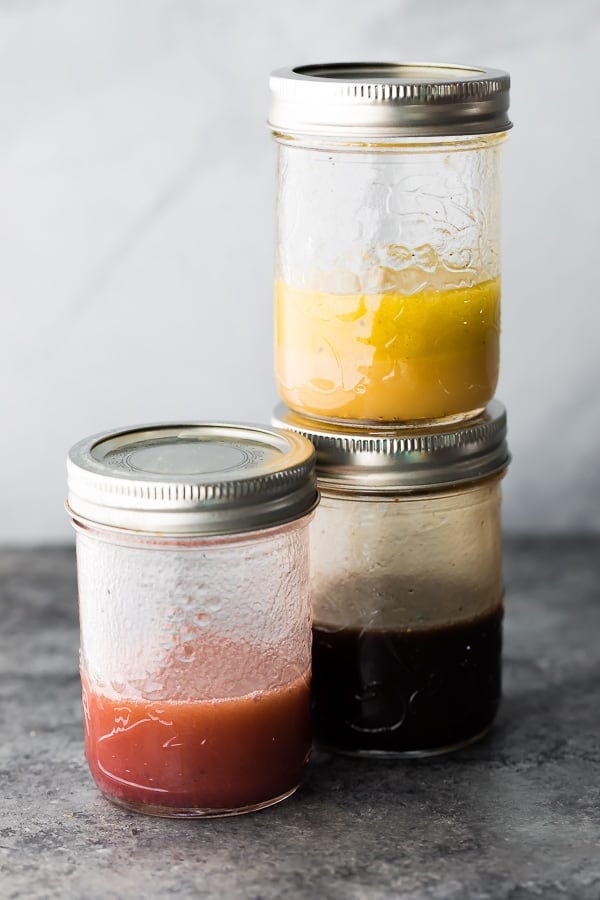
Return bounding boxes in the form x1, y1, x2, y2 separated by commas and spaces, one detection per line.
275, 276, 500, 424
312, 605, 503, 756
82, 638, 311, 817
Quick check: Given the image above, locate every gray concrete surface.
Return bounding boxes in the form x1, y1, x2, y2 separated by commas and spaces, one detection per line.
1, 540, 600, 899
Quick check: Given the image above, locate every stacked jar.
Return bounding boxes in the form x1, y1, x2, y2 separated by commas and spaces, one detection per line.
269, 63, 512, 756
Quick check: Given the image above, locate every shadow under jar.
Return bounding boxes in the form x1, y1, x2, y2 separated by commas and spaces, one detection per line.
66, 423, 318, 817
273, 401, 510, 757
269, 63, 511, 426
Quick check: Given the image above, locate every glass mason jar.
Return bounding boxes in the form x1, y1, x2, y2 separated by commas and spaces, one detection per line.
273, 401, 510, 757
66, 423, 318, 817
269, 63, 511, 426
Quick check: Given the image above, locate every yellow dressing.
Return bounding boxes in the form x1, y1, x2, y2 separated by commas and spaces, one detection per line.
275, 278, 500, 423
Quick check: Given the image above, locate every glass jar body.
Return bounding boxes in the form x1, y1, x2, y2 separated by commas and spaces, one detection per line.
74, 517, 313, 817
310, 477, 504, 756
274, 135, 505, 426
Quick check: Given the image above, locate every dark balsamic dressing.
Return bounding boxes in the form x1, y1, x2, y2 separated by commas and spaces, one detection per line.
312, 606, 503, 755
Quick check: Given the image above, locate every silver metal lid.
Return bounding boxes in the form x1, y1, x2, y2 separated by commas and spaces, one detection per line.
269, 62, 511, 138
272, 401, 509, 495
67, 423, 318, 535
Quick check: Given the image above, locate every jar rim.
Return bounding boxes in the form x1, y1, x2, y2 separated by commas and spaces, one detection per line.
66, 422, 318, 535
67, 504, 317, 545
269, 62, 512, 139
272, 401, 510, 495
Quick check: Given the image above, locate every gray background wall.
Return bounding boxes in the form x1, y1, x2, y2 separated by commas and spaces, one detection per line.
1, 0, 598, 542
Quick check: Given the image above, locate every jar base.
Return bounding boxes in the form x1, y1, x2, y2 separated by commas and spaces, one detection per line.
100, 785, 299, 819
315, 724, 492, 760
286, 407, 487, 431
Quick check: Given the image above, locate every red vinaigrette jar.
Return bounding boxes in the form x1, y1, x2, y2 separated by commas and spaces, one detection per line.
66, 423, 318, 817
274, 401, 510, 757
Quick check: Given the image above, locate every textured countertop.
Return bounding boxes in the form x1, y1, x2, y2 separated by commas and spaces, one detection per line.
1, 539, 600, 899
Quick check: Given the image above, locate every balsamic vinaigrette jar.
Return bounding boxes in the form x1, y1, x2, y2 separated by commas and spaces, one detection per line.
273, 402, 510, 757
66, 423, 318, 817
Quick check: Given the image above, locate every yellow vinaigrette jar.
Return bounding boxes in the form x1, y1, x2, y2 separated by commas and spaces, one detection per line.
269, 63, 511, 425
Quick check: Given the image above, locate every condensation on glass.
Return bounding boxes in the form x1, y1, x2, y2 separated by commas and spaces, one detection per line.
273, 400, 510, 757
66, 423, 318, 817
269, 63, 511, 426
